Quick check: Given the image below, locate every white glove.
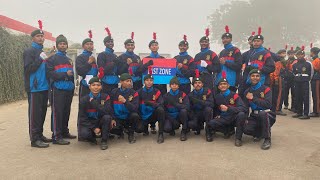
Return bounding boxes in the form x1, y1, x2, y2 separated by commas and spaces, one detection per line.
39, 52, 48, 60
200, 60, 208, 68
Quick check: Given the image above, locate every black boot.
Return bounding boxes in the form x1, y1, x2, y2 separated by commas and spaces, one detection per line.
180, 130, 187, 141
31, 140, 49, 148
235, 139, 242, 147
128, 132, 136, 144
292, 114, 303, 118
299, 115, 310, 120
261, 138, 271, 150
41, 136, 52, 143
310, 113, 320, 117
100, 140, 108, 150
63, 133, 77, 139
53, 139, 70, 145
157, 133, 164, 144
205, 127, 213, 142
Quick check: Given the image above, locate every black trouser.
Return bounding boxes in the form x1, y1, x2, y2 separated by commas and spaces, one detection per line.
51, 88, 74, 140
27, 91, 48, 142
284, 78, 295, 108
179, 84, 191, 95
202, 73, 214, 93
113, 113, 140, 135
102, 83, 118, 95
311, 79, 320, 114
295, 81, 310, 116
154, 84, 167, 95
79, 115, 112, 141
237, 111, 276, 139
164, 109, 188, 133
272, 78, 285, 112
207, 112, 245, 136
136, 107, 165, 134
188, 107, 213, 131
133, 80, 143, 91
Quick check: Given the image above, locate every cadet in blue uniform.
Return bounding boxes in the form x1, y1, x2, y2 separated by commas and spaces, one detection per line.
78, 77, 116, 150
23, 21, 51, 148
292, 48, 312, 119
173, 35, 196, 94
310, 47, 320, 117
216, 26, 242, 92
47, 35, 76, 145
110, 73, 140, 143
237, 69, 276, 150
137, 74, 165, 143
188, 70, 214, 136
163, 77, 190, 141
206, 78, 246, 142
97, 27, 120, 95
284, 47, 297, 111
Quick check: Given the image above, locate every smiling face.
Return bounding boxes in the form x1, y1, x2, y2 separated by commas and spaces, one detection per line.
222, 37, 232, 45
121, 79, 133, 89
200, 39, 209, 49
125, 43, 135, 52
105, 40, 114, 49
250, 73, 261, 85
218, 82, 229, 92
179, 44, 188, 53
144, 78, 154, 89
89, 82, 102, 94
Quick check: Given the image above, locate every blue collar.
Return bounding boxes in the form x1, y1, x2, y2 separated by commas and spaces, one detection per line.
149, 52, 160, 58
31, 42, 43, 50
251, 82, 262, 90
224, 43, 234, 50
56, 51, 67, 57
222, 89, 231, 98
143, 86, 154, 93
89, 92, 101, 99
200, 48, 210, 53
82, 50, 92, 56
179, 51, 189, 56
125, 51, 135, 57
194, 88, 204, 95
120, 87, 130, 93
254, 46, 265, 53
169, 89, 179, 96
105, 47, 114, 54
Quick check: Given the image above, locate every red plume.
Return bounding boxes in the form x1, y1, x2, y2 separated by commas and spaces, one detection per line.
183, 35, 187, 41
291, 47, 294, 51
225, 25, 229, 33
98, 67, 104, 79
251, 32, 255, 36
195, 69, 200, 78
301, 45, 305, 51
310, 43, 313, 48
258, 27, 262, 35
131, 32, 134, 40
105, 27, 111, 36
285, 44, 288, 50
222, 71, 227, 79
88, 30, 93, 39
129, 67, 133, 75
153, 32, 157, 40
38, 20, 43, 30
148, 66, 152, 75
205, 28, 209, 37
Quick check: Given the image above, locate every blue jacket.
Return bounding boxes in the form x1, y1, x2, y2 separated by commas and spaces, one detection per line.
75, 51, 98, 87
138, 87, 163, 120
163, 89, 189, 119
110, 88, 139, 120
174, 52, 196, 84
97, 48, 119, 85
243, 82, 272, 111
117, 52, 143, 83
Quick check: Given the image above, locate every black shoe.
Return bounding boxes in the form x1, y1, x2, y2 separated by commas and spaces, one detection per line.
169, 131, 175, 136
180, 130, 187, 141
299, 115, 310, 120
128, 133, 136, 144
63, 133, 77, 139
261, 138, 271, 150
100, 141, 108, 150
53, 139, 70, 145
150, 126, 157, 134
157, 133, 164, 144
89, 139, 97, 145
235, 139, 242, 147
288, 108, 296, 112
253, 137, 261, 142
194, 130, 201, 135
292, 114, 303, 118
276, 111, 287, 116
206, 131, 213, 142
41, 136, 52, 143
31, 140, 49, 148
109, 134, 115, 139
309, 113, 320, 117
284, 106, 288, 110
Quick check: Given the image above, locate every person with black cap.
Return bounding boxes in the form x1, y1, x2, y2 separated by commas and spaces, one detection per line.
47, 34, 77, 145
78, 77, 116, 150
188, 69, 214, 137
284, 47, 297, 111
292, 47, 312, 119
97, 27, 120, 95
243, 27, 275, 88
237, 69, 276, 150
23, 20, 52, 148
136, 73, 165, 143
270, 49, 287, 116
194, 28, 220, 92
206, 76, 246, 142
163, 77, 190, 141
117, 32, 144, 91
310, 46, 320, 117
110, 73, 140, 143
76, 30, 98, 99
173, 35, 196, 94
215, 25, 242, 92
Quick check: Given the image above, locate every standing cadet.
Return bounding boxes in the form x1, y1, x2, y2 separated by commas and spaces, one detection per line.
310, 47, 320, 117
47, 35, 76, 145
117, 32, 143, 90
97, 27, 120, 95
237, 69, 276, 150
292, 47, 312, 119
110, 73, 140, 144
78, 77, 116, 150
216, 25, 242, 92
173, 35, 196, 94
76, 30, 98, 98
270, 49, 287, 116
136, 74, 165, 143
23, 20, 51, 148
194, 28, 220, 92
284, 47, 297, 111
163, 77, 190, 141
206, 77, 246, 142
188, 70, 214, 136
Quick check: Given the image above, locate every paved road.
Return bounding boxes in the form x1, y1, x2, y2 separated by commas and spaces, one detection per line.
0, 99, 320, 179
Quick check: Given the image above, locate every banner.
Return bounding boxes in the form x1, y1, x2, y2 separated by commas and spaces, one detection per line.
142, 58, 177, 84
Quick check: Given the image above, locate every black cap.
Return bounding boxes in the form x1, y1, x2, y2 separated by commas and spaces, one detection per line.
170, 77, 180, 85
56, 34, 68, 47
120, 73, 132, 81
192, 77, 203, 85
124, 39, 134, 45
249, 69, 261, 76
88, 77, 101, 84
143, 74, 154, 81
82, 38, 93, 46
31, 29, 44, 37
103, 36, 113, 45
218, 78, 228, 85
